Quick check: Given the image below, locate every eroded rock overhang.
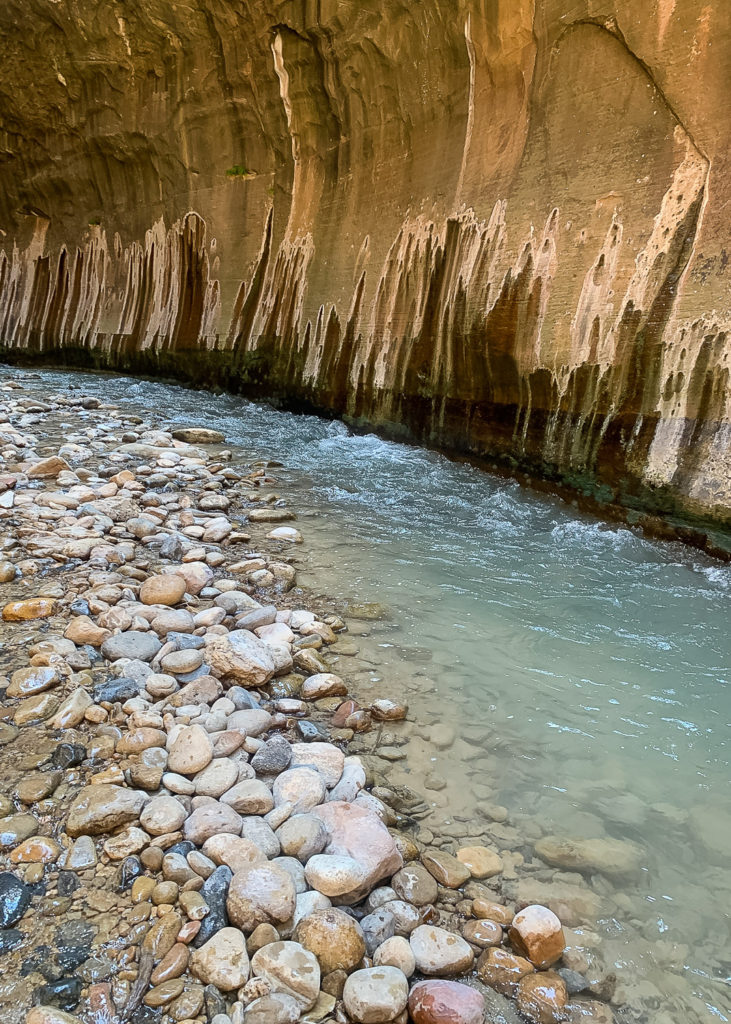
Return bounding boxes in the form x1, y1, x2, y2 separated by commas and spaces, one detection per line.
0, 1, 728, 528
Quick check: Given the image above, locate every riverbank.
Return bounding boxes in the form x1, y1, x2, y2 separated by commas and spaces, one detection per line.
0, 373, 621, 1024
0, 353, 727, 564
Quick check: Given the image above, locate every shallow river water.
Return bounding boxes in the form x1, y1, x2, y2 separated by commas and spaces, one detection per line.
9, 367, 731, 1024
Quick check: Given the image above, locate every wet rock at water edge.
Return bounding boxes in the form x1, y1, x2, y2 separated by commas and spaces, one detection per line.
534, 835, 643, 879
21, 948, 58, 980
243, 993, 302, 1024
409, 980, 486, 1024
2, 598, 56, 621
56, 873, 80, 897
0, 872, 32, 929
0, 928, 23, 955
422, 849, 471, 889
172, 427, 225, 444
296, 720, 329, 742
0, 814, 40, 849
34, 976, 84, 1012
392, 863, 438, 906
26, 1009, 85, 1024
15, 772, 62, 805
56, 945, 91, 973
51, 743, 87, 769
55, 920, 97, 951
509, 905, 565, 968
516, 970, 568, 1023
476, 948, 534, 997
65, 836, 97, 872
456, 845, 503, 879
203, 984, 227, 1020
7, 666, 61, 698
115, 856, 144, 891
226, 861, 296, 932
462, 919, 502, 948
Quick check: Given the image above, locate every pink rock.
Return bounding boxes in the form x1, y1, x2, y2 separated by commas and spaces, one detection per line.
88, 983, 116, 1024
178, 920, 201, 944
408, 980, 486, 1024
310, 801, 402, 904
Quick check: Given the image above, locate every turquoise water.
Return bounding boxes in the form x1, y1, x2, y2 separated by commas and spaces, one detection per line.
13, 368, 730, 1023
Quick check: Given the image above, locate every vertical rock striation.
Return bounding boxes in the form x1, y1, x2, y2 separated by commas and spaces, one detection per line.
0, 1, 728, 526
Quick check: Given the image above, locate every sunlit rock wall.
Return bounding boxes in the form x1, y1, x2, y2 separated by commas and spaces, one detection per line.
0, 1, 728, 525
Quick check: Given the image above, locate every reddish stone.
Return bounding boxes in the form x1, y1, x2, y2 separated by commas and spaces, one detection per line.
88, 983, 116, 1024
344, 709, 372, 732
177, 919, 201, 944
409, 980, 485, 1024
516, 971, 568, 1024
332, 699, 360, 727
509, 904, 565, 968
476, 947, 534, 996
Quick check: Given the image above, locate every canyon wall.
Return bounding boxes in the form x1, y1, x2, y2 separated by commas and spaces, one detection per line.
0, 1, 729, 527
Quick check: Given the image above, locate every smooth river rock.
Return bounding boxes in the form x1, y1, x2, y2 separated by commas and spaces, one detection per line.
289, 742, 344, 788
226, 862, 297, 931
409, 925, 475, 977
534, 835, 643, 878
101, 630, 162, 662
184, 802, 243, 844
310, 801, 403, 903
516, 971, 568, 1023
294, 908, 366, 973
250, 940, 321, 1011
508, 904, 565, 968
0, 872, 31, 927
343, 966, 409, 1024
204, 630, 275, 687
167, 724, 213, 775
66, 785, 148, 837
408, 980, 486, 1024
190, 927, 250, 990
140, 573, 187, 605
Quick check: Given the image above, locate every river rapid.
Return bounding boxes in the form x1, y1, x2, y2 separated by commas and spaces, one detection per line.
9, 367, 731, 1024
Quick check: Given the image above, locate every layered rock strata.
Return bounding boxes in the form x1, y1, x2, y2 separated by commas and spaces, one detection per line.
0, 2, 728, 526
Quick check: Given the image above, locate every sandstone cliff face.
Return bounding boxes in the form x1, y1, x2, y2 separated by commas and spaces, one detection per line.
0, 1, 728, 526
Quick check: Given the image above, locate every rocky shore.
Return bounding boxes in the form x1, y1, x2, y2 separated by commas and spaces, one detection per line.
0, 377, 617, 1024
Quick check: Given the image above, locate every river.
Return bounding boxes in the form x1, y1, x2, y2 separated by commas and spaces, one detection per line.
10, 366, 730, 1024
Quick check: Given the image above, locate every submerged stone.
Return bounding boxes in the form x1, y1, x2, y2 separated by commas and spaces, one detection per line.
0, 872, 31, 927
